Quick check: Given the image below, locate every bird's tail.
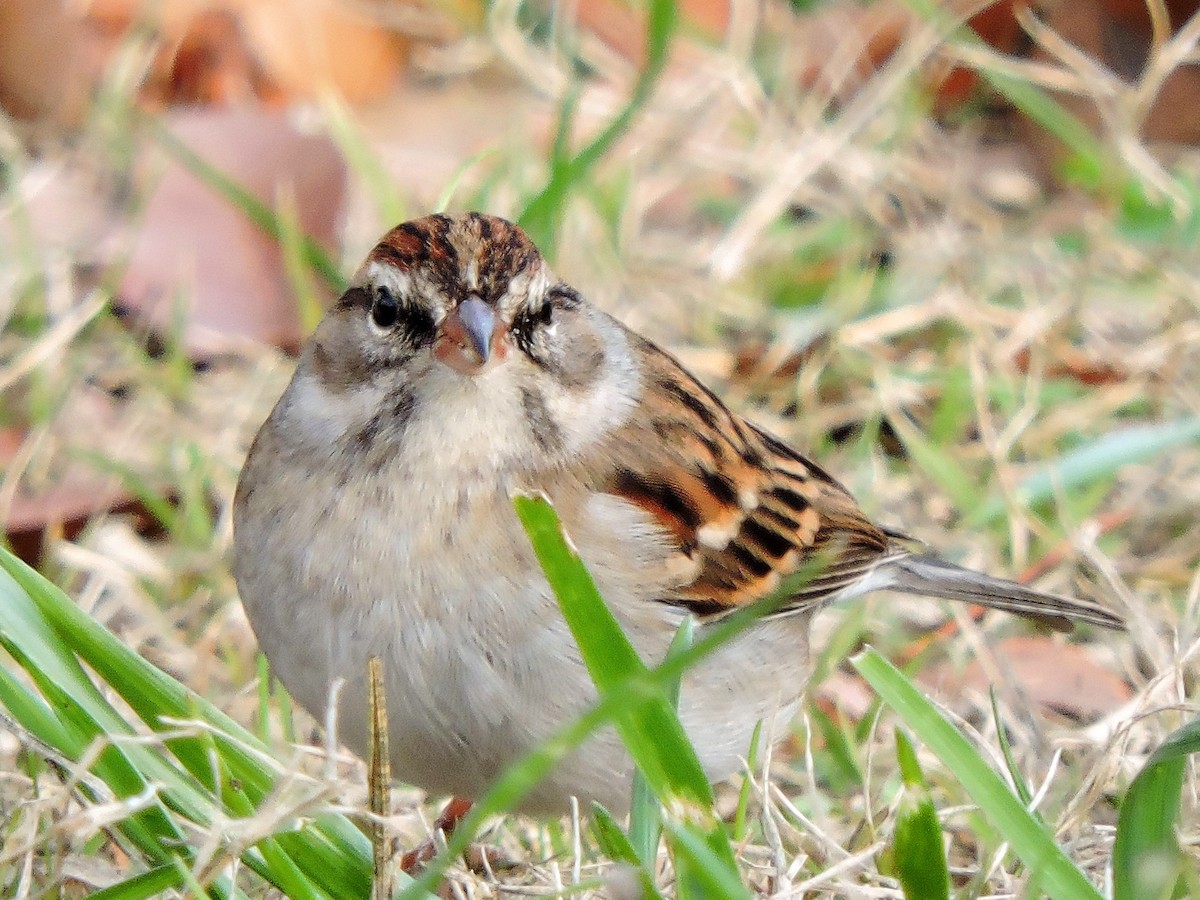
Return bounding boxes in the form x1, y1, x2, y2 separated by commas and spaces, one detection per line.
880, 553, 1125, 632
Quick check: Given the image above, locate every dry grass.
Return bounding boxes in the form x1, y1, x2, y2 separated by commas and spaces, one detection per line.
2, 1, 1199, 896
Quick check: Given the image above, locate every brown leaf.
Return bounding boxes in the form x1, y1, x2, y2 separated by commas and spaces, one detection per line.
1032, 0, 1200, 148
1, 394, 159, 564
117, 107, 347, 354
233, 0, 410, 106
144, 9, 288, 108
0, 0, 105, 124
921, 636, 1132, 722
1012, 344, 1128, 387
126, 0, 410, 107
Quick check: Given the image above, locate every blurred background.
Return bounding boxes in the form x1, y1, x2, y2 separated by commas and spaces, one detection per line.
1, 0, 1198, 895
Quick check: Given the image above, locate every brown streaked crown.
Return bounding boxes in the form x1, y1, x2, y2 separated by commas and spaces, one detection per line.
367, 213, 543, 305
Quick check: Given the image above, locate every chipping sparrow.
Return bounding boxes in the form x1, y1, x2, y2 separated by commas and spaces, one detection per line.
232, 213, 1123, 815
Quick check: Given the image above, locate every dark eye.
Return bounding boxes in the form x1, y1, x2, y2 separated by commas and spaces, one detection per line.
371, 287, 400, 329
368, 285, 436, 347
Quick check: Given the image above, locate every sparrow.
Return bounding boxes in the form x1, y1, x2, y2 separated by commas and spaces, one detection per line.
232, 212, 1124, 816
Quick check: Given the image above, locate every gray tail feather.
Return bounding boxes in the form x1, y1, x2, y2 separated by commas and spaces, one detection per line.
883, 554, 1126, 632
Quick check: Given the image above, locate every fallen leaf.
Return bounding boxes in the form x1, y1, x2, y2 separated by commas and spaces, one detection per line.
1025, 0, 1200, 152
772, 0, 1200, 163
235, 0, 410, 105
1, 394, 159, 564
144, 8, 288, 108
1013, 343, 1128, 387
117, 107, 347, 354
921, 635, 1132, 722
0, 0, 105, 124
102, 0, 413, 107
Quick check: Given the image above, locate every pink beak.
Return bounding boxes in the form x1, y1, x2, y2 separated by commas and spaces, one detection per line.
434, 296, 502, 375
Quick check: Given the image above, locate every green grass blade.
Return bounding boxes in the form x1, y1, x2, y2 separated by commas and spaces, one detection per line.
0, 552, 269, 808
255, 836, 337, 900
628, 766, 661, 866
889, 728, 951, 900
398, 604, 779, 896
88, 865, 186, 900
0, 658, 78, 752
886, 411, 982, 513
518, 0, 677, 253
971, 417, 1200, 525
0, 575, 195, 861
277, 187, 326, 337
0, 547, 374, 898
852, 647, 1103, 900
516, 496, 748, 883
592, 803, 665, 899
663, 820, 751, 900
68, 449, 179, 534
629, 616, 694, 865
1113, 717, 1200, 900
810, 705, 864, 796
991, 688, 1034, 808
976, 72, 1103, 181
731, 720, 761, 842
397, 676, 664, 898
321, 92, 407, 227
400, 517, 822, 897
592, 802, 644, 867
513, 493, 714, 809
434, 146, 499, 214
515, 496, 748, 890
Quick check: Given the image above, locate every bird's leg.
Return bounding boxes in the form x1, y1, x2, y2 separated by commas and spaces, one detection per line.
399, 796, 474, 874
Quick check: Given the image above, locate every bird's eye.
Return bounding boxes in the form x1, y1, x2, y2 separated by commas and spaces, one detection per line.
367, 285, 436, 347
371, 287, 401, 329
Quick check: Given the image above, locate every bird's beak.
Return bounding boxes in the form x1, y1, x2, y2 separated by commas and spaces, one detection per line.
434, 295, 503, 375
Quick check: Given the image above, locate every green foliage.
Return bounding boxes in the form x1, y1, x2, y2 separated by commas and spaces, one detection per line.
518, 0, 678, 255
884, 728, 951, 900
0, 546, 379, 899
1114, 717, 1200, 900
512, 495, 746, 898
853, 647, 1104, 900
969, 417, 1200, 527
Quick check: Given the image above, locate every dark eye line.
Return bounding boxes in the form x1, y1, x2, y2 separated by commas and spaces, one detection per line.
546, 283, 579, 304
337, 286, 373, 311
512, 294, 558, 355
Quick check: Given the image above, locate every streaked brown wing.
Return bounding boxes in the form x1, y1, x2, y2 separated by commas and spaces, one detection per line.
598, 335, 892, 619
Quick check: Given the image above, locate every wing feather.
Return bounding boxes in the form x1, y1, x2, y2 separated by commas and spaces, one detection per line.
593, 335, 890, 620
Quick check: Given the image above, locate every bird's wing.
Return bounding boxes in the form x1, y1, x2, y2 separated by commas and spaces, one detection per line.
595, 336, 894, 620
591, 334, 1124, 633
